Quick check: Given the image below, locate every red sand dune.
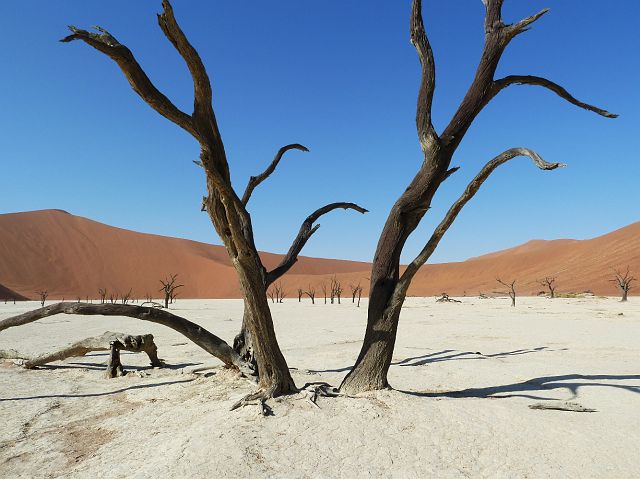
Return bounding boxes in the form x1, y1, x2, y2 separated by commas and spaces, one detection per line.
0, 209, 638, 300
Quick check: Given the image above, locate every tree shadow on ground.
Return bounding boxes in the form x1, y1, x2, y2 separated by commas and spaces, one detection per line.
392, 347, 559, 367
0, 378, 197, 402
396, 374, 640, 401
305, 347, 552, 374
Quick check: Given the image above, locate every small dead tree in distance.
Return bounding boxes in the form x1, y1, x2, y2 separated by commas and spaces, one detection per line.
120, 288, 133, 305
496, 278, 517, 307
321, 282, 328, 304
330, 276, 343, 304
304, 285, 316, 304
273, 281, 286, 303
350, 283, 364, 307
36, 290, 48, 307
611, 267, 635, 302
159, 274, 183, 309
297, 288, 303, 302
340, 0, 616, 394
538, 276, 557, 298
98, 288, 107, 304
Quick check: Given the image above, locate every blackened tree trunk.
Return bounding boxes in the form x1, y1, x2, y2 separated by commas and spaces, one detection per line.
340, 0, 616, 394
57, 1, 366, 397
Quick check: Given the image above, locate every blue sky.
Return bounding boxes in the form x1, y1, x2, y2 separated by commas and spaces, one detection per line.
0, 1, 638, 263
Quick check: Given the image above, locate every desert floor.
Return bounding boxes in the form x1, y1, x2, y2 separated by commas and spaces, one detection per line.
1, 296, 639, 478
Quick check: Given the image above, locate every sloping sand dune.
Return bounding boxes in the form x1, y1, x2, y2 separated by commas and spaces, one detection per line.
0, 209, 638, 299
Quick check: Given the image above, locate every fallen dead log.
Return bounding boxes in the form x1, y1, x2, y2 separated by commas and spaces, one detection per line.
436, 293, 461, 303
529, 401, 597, 413
0, 331, 162, 378
0, 302, 253, 376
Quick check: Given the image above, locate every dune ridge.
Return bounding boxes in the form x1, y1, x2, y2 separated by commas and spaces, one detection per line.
0, 209, 637, 299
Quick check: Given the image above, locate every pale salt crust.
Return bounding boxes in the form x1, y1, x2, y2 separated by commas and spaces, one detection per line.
1, 296, 638, 478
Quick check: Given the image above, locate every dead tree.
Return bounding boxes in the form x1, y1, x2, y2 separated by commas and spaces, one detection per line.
57, 1, 309, 394
321, 282, 328, 304
2, 2, 366, 399
304, 285, 316, 304
120, 288, 133, 304
350, 283, 359, 303
273, 281, 286, 303
36, 290, 48, 307
340, 0, 615, 394
329, 276, 343, 304
297, 288, 303, 302
350, 283, 364, 307
538, 276, 557, 298
159, 274, 183, 309
0, 331, 162, 378
496, 278, 517, 307
98, 288, 107, 304
611, 267, 635, 302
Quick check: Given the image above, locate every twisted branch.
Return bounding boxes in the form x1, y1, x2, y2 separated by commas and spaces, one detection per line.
411, 0, 438, 152
397, 148, 564, 291
491, 75, 618, 118
60, 26, 195, 137
242, 144, 309, 206
266, 202, 368, 284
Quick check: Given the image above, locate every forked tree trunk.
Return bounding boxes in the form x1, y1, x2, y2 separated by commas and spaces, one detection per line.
231, 202, 366, 382
340, 0, 615, 394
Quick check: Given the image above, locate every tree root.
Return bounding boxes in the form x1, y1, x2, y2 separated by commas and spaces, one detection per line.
230, 381, 349, 416
1, 331, 163, 378
230, 390, 274, 416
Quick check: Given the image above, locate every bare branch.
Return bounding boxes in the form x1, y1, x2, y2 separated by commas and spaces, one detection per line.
157, 0, 212, 122
442, 3, 614, 150
266, 202, 368, 284
398, 148, 563, 290
60, 26, 196, 137
242, 144, 309, 205
492, 75, 618, 118
0, 303, 252, 375
507, 8, 550, 36
156, 0, 230, 181
410, 0, 438, 151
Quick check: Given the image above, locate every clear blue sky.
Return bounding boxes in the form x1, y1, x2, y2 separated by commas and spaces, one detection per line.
1, 1, 638, 263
